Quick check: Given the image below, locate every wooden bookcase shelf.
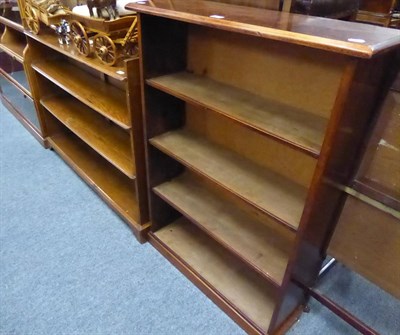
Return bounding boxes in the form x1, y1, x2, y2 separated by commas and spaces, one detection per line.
32, 60, 130, 129
26, 28, 128, 81
41, 95, 135, 178
150, 217, 277, 334
150, 129, 307, 230
48, 128, 140, 227
26, 30, 150, 241
147, 72, 327, 157
130, 0, 400, 333
0, 25, 25, 63
153, 172, 294, 286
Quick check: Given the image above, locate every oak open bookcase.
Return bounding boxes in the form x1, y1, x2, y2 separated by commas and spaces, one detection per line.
127, 0, 400, 334
0, 1, 45, 145
24, 27, 150, 241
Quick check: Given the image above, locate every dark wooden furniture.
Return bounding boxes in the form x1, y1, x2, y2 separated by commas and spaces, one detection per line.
304, 70, 400, 335
356, 0, 399, 27
127, 0, 400, 333
317, 70, 400, 335
329, 69, 400, 299
24, 26, 150, 241
211, 0, 280, 10
290, 0, 359, 19
0, 0, 46, 146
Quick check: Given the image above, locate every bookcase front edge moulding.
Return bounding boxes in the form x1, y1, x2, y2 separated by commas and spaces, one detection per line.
0, 2, 47, 146
0, 2, 151, 242
126, 0, 400, 334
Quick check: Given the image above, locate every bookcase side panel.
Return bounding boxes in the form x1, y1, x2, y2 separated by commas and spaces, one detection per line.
269, 50, 399, 333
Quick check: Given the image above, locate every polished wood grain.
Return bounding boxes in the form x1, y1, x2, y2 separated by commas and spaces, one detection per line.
125, 59, 150, 224
127, 0, 400, 58
32, 60, 130, 129
147, 72, 327, 157
152, 217, 277, 334
137, 3, 400, 333
49, 132, 139, 224
41, 95, 135, 179
150, 129, 307, 230
21, 21, 150, 241
25, 29, 128, 81
153, 172, 295, 286
271, 51, 398, 333
41, 108, 148, 239
0, 26, 25, 63
22, 42, 49, 138
328, 196, 400, 299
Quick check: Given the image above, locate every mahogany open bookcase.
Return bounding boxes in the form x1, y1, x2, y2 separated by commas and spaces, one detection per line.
126, 0, 400, 334
1, 0, 399, 333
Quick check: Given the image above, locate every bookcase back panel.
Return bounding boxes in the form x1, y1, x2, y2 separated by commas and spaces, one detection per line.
187, 25, 347, 118
185, 104, 316, 188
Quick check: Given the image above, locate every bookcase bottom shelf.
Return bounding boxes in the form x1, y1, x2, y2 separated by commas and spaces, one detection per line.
153, 172, 294, 286
48, 131, 149, 242
149, 217, 277, 334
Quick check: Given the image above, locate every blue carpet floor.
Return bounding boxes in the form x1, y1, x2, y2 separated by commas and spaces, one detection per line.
0, 105, 243, 334
287, 263, 400, 335
1, 102, 399, 335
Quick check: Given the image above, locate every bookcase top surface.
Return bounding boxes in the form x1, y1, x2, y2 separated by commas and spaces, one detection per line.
126, 0, 400, 58
25, 29, 130, 81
